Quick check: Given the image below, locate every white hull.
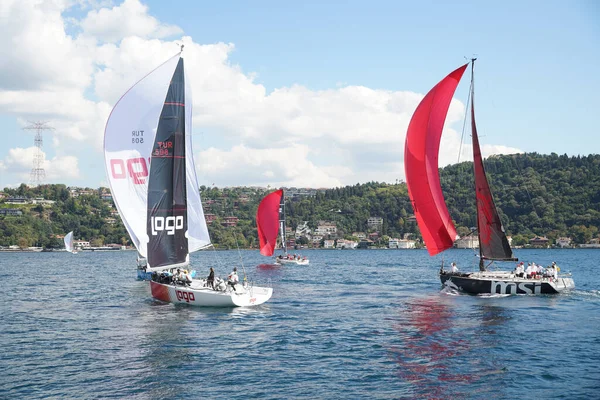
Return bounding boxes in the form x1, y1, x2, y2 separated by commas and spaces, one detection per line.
150, 280, 273, 307
275, 257, 309, 266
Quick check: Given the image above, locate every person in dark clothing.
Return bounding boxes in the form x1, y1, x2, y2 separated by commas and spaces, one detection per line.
207, 267, 215, 290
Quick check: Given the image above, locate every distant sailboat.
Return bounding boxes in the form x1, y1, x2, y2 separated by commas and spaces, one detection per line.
404, 59, 574, 295
104, 50, 272, 307
257, 189, 309, 265
64, 231, 77, 254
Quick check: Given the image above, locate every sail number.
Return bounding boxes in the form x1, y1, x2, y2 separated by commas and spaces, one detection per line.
132, 130, 144, 144
110, 157, 149, 184
151, 216, 184, 236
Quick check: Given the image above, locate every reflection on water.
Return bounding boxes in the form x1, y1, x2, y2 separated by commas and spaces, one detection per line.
256, 263, 282, 271
1, 249, 597, 399
390, 296, 511, 398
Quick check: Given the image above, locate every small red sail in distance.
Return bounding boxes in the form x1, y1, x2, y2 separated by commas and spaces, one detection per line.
404, 64, 468, 256
256, 189, 283, 256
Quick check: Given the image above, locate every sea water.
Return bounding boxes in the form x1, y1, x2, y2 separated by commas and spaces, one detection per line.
1, 248, 598, 399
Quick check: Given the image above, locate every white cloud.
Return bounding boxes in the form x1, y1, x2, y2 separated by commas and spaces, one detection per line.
80, 0, 182, 43
0, 0, 94, 92
0, 147, 80, 182
481, 144, 523, 159
195, 144, 347, 188
0, 0, 523, 190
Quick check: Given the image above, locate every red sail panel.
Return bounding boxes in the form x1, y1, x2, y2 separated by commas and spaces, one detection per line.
256, 189, 283, 256
471, 94, 515, 261
404, 64, 468, 256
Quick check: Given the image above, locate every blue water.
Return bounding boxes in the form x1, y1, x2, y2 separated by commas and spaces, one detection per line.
1, 249, 599, 399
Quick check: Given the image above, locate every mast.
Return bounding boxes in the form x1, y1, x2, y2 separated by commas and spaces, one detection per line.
279, 190, 287, 254
470, 59, 486, 271
470, 58, 517, 271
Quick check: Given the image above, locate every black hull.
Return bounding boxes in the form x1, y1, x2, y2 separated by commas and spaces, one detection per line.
440, 272, 565, 295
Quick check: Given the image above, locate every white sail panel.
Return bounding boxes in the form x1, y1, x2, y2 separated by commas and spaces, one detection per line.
64, 231, 74, 253
103, 54, 181, 258
183, 56, 211, 252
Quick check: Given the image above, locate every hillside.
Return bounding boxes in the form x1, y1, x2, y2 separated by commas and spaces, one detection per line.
1, 153, 598, 248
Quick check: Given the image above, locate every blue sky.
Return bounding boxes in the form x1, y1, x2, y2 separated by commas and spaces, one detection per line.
0, 0, 598, 189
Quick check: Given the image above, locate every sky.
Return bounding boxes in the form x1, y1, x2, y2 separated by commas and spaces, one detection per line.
0, 0, 598, 190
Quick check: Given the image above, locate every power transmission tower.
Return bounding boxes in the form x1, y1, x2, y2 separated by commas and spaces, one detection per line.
23, 121, 54, 186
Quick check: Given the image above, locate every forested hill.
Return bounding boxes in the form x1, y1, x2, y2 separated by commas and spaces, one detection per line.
284, 153, 600, 245
438, 153, 600, 244
1, 153, 599, 248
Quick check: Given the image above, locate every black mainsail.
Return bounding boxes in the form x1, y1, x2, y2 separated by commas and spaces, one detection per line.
147, 58, 189, 269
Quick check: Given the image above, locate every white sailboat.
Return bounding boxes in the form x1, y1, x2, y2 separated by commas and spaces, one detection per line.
257, 189, 309, 265
104, 49, 272, 307
64, 231, 77, 254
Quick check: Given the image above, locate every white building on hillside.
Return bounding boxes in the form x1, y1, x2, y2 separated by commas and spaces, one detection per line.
295, 221, 311, 239
315, 222, 337, 236
336, 239, 358, 249
367, 217, 383, 230
389, 238, 416, 249
455, 236, 479, 249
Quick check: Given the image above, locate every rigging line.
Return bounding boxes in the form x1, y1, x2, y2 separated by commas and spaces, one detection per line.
457, 62, 474, 164
225, 196, 248, 282
209, 244, 226, 271
234, 231, 247, 282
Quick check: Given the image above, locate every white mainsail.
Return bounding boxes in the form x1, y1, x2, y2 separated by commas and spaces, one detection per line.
103, 53, 210, 260
64, 231, 74, 253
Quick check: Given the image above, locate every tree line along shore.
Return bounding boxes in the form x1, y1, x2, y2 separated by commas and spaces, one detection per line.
0, 153, 598, 250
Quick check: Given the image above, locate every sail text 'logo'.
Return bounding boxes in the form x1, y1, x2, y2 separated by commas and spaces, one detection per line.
491, 281, 541, 295
176, 290, 195, 303
151, 216, 184, 236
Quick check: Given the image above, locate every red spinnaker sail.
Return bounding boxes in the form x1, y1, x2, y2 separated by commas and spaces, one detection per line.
471, 87, 515, 262
256, 189, 283, 256
404, 64, 468, 256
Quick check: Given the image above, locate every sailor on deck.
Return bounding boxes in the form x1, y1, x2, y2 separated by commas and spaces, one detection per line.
551, 262, 559, 279
514, 262, 525, 278
450, 262, 459, 273
207, 267, 215, 290
525, 263, 534, 278
228, 267, 239, 292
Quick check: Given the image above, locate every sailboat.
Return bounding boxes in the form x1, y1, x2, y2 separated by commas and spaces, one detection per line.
104, 50, 272, 307
64, 231, 77, 254
404, 59, 575, 295
257, 189, 309, 265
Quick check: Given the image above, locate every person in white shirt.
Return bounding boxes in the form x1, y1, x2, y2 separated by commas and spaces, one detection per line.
228, 267, 239, 291
533, 263, 542, 278
450, 262, 459, 273
514, 262, 524, 278
525, 263, 534, 278
545, 264, 554, 279
182, 270, 192, 286
552, 262, 560, 279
